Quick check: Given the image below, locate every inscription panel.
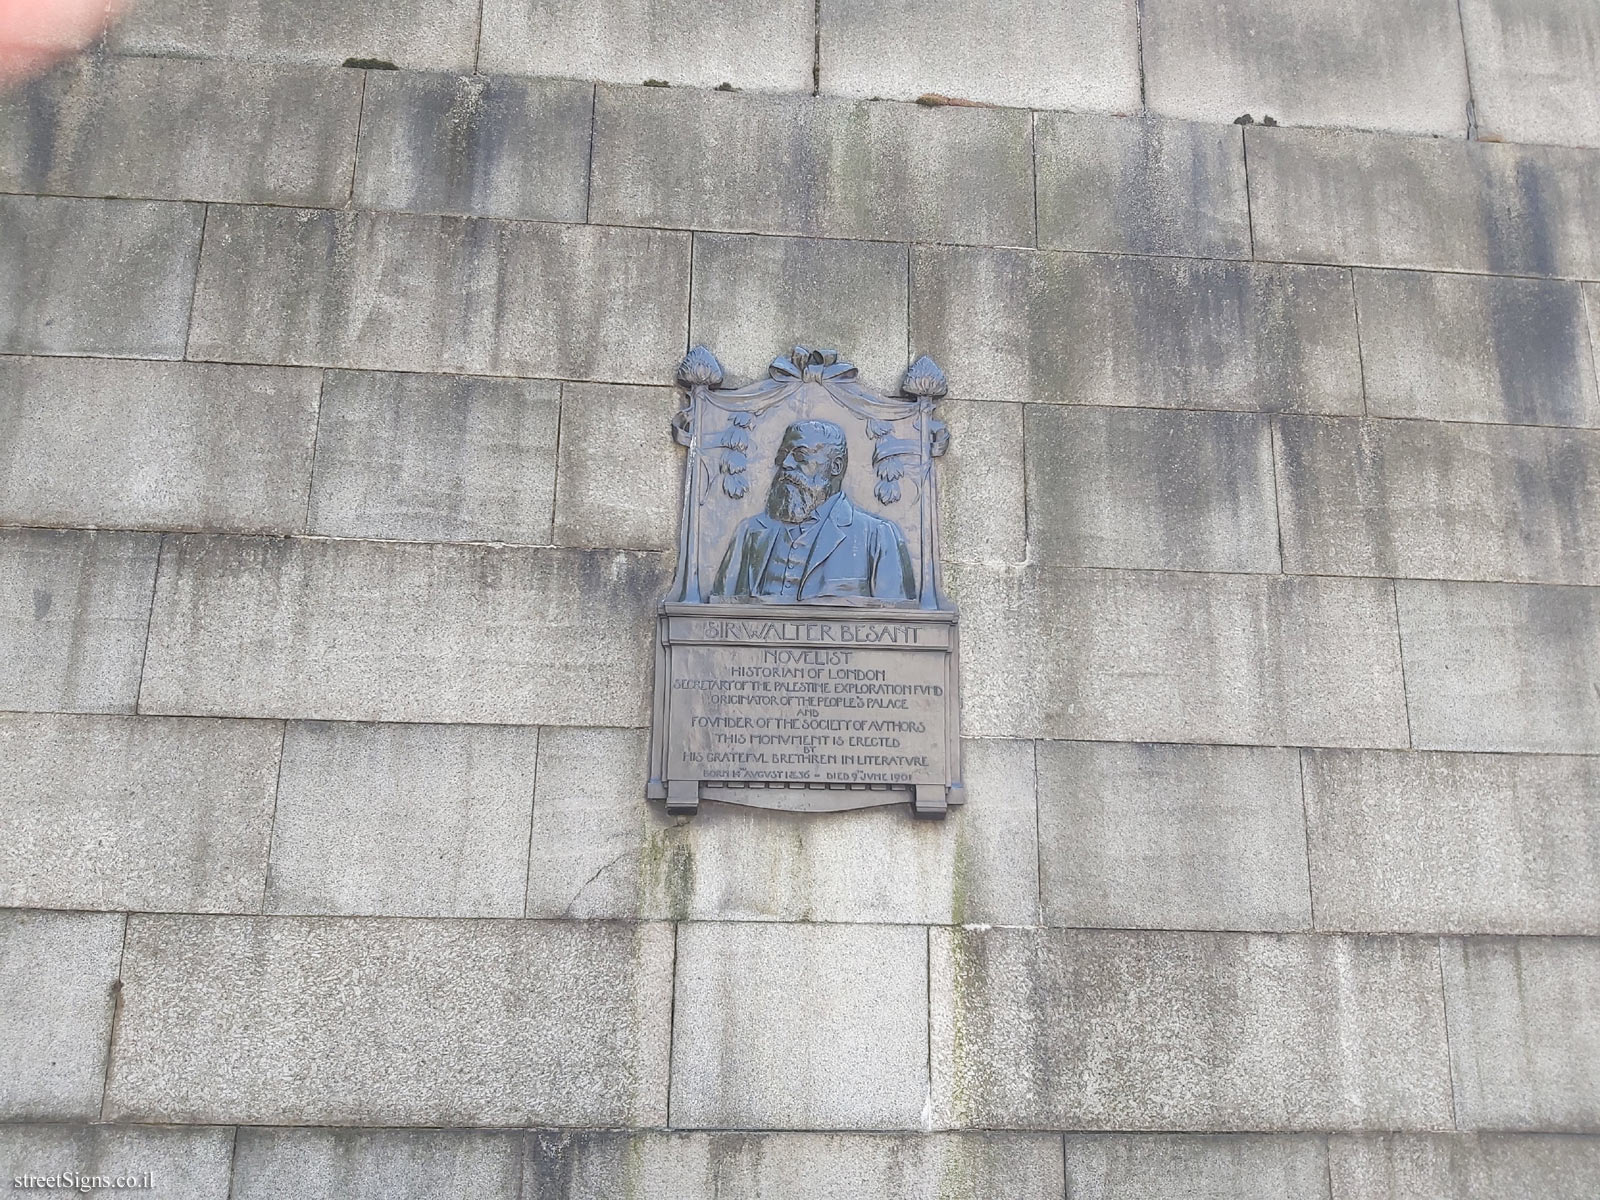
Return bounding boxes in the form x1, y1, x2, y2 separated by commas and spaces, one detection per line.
664, 613, 955, 790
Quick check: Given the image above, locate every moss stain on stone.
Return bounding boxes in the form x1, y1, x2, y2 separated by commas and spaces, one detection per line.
638, 820, 695, 921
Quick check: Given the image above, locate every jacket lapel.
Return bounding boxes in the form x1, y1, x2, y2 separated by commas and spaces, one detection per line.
801, 495, 853, 590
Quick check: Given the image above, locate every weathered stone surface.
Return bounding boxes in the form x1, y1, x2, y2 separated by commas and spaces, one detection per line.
527, 1131, 1066, 1200
109, 0, 481, 70
0, 56, 361, 205
0, 1124, 234, 1200
1355, 271, 1600, 427
670, 922, 928, 1129
1035, 112, 1251, 258
1443, 937, 1600, 1131
931, 927, 1452, 1129
1329, 1132, 1600, 1199
140, 536, 668, 726
307, 370, 560, 544
0, 196, 202, 357
689, 234, 909, 394
481, 0, 812, 92
1061, 1134, 1329, 1199
0, 357, 321, 534
187, 206, 689, 382
590, 86, 1034, 247
1249, 129, 1600, 278
0, 530, 159, 715
232, 1128, 524, 1200
938, 399, 1027, 565
817, 0, 1139, 112
0, 910, 123, 1120
353, 72, 592, 221
524, 729, 1039, 925
1304, 750, 1600, 935
1277, 417, 1600, 584
1141, 0, 1469, 136
1460, 0, 1600, 150
952, 564, 1408, 746
912, 246, 1361, 413
1396, 581, 1600, 754
105, 916, 673, 1125
552, 385, 681, 552
0, 713, 281, 914
1038, 742, 1311, 932
265, 721, 539, 917
1026, 405, 1280, 572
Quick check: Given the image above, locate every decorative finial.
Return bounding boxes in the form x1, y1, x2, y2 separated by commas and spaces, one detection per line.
901, 355, 948, 399
677, 345, 724, 388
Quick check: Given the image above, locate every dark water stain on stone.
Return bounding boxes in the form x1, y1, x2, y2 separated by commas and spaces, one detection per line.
32, 588, 52, 619
1486, 277, 1588, 426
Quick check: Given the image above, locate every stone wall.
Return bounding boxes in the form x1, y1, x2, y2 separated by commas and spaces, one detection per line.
2, 0, 1598, 1196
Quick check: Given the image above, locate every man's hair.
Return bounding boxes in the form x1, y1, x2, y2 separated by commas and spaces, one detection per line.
782, 419, 848, 475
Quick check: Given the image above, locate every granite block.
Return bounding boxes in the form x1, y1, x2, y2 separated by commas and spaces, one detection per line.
0, 196, 202, 358
0, 1124, 233, 1200
232, 1127, 524, 1200
104, 915, 673, 1125
1248, 128, 1600, 278
108, 0, 481, 70
139, 535, 669, 726
1061, 1133, 1330, 1199
0, 357, 321, 534
552, 385, 682, 552
1355, 270, 1600, 427
952, 563, 1409, 746
0, 56, 361, 205
0, 713, 281, 914
688, 233, 909, 395
1276, 417, 1600, 584
0, 911, 123, 1121
479, 0, 813, 93
670, 922, 928, 1129
1026, 405, 1281, 572
265, 721, 539, 917
353, 71, 592, 221
1329, 1132, 1600, 1199
1396, 580, 1600, 753
1305, 750, 1600, 934
524, 729, 1039, 925
1141, 0, 1470, 136
1037, 741, 1311, 932
590, 86, 1035, 246
0, 529, 159, 715
938, 399, 1027, 565
817, 0, 1140, 112
1035, 112, 1251, 258
526, 1131, 1066, 1200
1460, 0, 1600, 150
307, 370, 560, 545
187, 206, 689, 383
912, 245, 1361, 413
1443, 937, 1600, 1131
931, 927, 1453, 1129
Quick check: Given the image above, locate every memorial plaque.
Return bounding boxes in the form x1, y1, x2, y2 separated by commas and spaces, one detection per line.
646, 345, 962, 818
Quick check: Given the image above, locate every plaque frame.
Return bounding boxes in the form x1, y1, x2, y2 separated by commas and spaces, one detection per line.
645, 345, 963, 819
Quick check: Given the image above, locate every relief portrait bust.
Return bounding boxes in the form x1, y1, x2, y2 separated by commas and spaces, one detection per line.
711, 419, 916, 603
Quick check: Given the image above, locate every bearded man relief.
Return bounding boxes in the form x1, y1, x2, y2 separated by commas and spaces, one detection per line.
710, 419, 916, 603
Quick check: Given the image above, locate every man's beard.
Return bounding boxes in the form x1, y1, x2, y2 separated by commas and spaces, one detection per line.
766, 470, 833, 523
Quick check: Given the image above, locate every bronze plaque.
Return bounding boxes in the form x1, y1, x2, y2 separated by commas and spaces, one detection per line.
647, 346, 962, 818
